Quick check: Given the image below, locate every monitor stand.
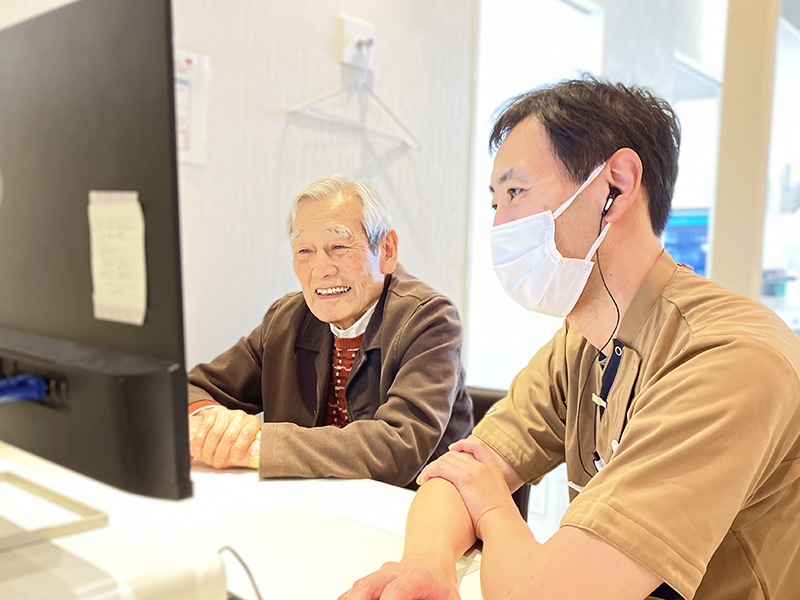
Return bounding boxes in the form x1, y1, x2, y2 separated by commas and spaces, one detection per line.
0, 471, 107, 552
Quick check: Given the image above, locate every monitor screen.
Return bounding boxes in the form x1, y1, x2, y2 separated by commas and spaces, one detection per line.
0, 0, 191, 499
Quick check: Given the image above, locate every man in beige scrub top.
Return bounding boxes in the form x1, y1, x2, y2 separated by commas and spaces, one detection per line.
342, 79, 800, 599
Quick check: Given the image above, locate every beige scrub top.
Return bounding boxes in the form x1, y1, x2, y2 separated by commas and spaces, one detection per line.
475, 251, 800, 600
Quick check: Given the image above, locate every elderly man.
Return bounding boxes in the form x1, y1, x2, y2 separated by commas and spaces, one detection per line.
187, 175, 472, 487
343, 79, 800, 599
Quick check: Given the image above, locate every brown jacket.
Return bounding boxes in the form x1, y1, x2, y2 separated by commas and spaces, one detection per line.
187, 266, 472, 486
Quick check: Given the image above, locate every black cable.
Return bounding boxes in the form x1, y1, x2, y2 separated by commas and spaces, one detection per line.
595, 214, 621, 353
219, 545, 265, 600
575, 211, 622, 478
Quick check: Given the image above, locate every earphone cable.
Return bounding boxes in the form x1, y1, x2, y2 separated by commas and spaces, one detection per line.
575, 208, 622, 478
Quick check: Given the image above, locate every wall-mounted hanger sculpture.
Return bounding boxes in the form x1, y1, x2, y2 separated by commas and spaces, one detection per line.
289, 39, 421, 150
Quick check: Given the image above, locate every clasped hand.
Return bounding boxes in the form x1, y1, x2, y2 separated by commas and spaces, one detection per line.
418, 437, 519, 539
340, 437, 522, 600
340, 561, 460, 600
189, 406, 261, 468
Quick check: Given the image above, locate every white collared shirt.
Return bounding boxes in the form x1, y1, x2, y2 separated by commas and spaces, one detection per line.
329, 300, 379, 339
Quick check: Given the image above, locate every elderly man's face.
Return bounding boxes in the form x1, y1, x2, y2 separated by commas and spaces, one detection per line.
291, 193, 396, 329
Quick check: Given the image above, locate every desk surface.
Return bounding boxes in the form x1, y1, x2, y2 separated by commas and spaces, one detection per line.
0, 441, 481, 599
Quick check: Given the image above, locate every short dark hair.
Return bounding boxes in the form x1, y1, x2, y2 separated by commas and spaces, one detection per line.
489, 77, 681, 236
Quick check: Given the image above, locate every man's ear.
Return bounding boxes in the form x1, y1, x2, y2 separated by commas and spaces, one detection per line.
602, 148, 643, 223
379, 229, 399, 275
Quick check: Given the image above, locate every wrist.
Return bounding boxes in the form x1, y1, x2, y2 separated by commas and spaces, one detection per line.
399, 554, 459, 589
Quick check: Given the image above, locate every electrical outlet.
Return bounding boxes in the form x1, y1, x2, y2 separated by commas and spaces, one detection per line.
341, 16, 375, 71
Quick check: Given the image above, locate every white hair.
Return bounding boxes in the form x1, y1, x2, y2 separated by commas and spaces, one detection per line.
286, 175, 392, 254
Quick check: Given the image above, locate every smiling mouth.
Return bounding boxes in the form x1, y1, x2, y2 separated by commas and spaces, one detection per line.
316, 286, 351, 296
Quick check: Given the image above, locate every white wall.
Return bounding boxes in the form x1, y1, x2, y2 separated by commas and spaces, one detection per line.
172, 0, 476, 368
0, 1, 478, 369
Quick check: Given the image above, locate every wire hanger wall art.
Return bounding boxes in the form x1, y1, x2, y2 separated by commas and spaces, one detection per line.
289, 39, 421, 150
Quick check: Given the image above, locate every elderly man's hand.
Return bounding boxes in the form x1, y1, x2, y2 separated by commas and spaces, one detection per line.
189, 406, 261, 469
417, 438, 520, 540
339, 561, 460, 600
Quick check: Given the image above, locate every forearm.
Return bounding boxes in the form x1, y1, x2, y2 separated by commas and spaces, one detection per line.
401, 478, 477, 587
186, 323, 267, 410
478, 508, 541, 600
260, 420, 432, 486
187, 364, 262, 412
479, 522, 663, 600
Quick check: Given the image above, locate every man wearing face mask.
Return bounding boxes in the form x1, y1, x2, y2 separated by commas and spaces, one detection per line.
342, 79, 800, 600
187, 175, 472, 487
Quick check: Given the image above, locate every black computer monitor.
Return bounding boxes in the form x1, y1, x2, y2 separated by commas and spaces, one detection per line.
0, 0, 191, 499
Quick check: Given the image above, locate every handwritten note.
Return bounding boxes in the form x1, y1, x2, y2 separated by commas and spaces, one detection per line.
87, 191, 147, 326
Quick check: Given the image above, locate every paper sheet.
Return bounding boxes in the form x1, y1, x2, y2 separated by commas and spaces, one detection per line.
87, 191, 147, 326
174, 49, 211, 165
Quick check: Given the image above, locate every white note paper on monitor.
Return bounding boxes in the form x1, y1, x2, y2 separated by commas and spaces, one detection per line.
87, 190, 147, 326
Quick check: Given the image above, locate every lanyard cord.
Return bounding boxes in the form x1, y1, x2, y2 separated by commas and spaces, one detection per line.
575, 211, 621, 479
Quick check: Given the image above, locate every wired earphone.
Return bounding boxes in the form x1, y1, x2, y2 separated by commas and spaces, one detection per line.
575, 185, 622, 478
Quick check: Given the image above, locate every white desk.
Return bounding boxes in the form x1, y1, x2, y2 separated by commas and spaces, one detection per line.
0, 441, 481, 599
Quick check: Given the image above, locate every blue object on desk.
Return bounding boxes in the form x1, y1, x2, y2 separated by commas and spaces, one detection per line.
0, 374, 47, 404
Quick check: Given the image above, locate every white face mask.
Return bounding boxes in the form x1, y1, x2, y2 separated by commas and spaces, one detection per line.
490, 163, 609, 318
